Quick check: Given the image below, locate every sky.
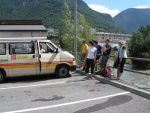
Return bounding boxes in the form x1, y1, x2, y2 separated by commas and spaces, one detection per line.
83, 0, 150, 17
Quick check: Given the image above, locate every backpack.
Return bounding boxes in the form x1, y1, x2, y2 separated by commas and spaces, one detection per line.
101, 66, 111, 78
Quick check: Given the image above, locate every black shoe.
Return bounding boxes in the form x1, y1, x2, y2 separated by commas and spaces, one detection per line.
82, 67, 85, 71
95, 70, 102, 75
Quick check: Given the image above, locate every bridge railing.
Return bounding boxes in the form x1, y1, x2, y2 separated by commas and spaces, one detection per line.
71, 52, 150, 76
110, 56, 150, 76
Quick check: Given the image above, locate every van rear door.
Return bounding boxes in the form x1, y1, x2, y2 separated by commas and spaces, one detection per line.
0, 43, 8, 75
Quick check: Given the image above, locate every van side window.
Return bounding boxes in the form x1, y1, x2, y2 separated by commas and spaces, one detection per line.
9, 42, 34, 54
39, 42, 55, 53
0, 43, 6, 55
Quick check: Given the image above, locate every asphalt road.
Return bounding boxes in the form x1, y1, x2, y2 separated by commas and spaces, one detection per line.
0, 74, 150, 113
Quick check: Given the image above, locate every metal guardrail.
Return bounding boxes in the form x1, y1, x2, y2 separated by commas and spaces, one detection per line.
127, 57, 150, 62
109, 55, 150, 76
71, 52, 150, 76
110, 55, 150, 62
109, 66, 150, 76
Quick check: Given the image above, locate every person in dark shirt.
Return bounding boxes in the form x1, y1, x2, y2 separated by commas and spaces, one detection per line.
95, 38, 111, 74
101, 38, 111, 69
93, 40, 102, 71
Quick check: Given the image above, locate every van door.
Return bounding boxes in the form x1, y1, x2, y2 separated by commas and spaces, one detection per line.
37, 41, 60, 74
8, 41, 37, 76
0, 43, 8, 76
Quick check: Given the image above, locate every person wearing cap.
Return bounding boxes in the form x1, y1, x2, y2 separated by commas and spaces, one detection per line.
113, 40, 127, 80
93, 40, 102, 71
78, 40, 88, 70
85, 40, 97, 79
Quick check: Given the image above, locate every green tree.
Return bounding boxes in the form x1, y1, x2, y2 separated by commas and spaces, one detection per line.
60, 1, 74, 51
60, 1, 94, 52
77, 13, 95, 51
128, 25, 150, 69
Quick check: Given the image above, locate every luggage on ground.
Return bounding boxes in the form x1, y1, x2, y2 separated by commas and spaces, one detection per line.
101, 66, 111, 78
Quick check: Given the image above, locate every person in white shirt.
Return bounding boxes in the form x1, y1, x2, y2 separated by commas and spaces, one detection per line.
39, 45, 45, 54
85, 40, 97, 79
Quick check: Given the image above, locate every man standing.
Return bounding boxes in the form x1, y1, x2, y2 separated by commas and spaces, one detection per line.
95, 38, 111, 74
79, 40, 88, 70
93, 40, 102, 71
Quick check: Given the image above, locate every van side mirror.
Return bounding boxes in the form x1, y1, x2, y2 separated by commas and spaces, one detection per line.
54, 48, 58, 53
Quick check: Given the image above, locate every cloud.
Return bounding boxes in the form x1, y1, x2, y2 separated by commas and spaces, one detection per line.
88, 4, 120, 17
134, 5, 150, 9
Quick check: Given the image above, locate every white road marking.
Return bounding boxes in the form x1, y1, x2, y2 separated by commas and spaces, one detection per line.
2, 92, 130, 113
0, 82, 65, 90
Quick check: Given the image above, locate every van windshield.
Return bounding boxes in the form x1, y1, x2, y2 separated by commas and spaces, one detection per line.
50, 41, 62, 51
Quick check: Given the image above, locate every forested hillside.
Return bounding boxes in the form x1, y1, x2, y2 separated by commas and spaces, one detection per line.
113, 8, 150, 33
66, 0, 122, 32
0, 0, 123, 33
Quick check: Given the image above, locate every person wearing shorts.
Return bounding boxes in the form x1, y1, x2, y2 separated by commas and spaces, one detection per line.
113, 40, 127, 80
95, 38, 111, 75
79, 40, 88, 70
100, 55, 109, 68
100, 39, 111, 69
80, 52, 86, 63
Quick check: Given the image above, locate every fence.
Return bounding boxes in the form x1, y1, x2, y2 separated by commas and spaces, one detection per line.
71, 52, 150, 76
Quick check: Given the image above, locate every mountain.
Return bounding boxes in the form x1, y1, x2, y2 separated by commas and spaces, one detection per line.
113, 8, 150, 33
66, 0, 122, 32
0, 0, 123, 33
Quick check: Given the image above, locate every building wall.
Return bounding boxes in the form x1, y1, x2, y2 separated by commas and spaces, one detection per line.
96, 32, 132, 47
0, 31, 48, 38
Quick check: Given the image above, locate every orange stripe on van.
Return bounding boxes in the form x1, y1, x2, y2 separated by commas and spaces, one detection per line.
0, 60, 74, 69
7, 62, 38, 66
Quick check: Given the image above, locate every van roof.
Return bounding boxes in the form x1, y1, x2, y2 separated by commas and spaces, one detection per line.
0, 37, 47, 41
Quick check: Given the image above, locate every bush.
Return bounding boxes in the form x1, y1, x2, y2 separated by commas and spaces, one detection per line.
128, 25, 150, 69
112, 46, 118, 51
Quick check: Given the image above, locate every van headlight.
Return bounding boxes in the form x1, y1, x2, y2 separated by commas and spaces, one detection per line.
73, 58, 76, 61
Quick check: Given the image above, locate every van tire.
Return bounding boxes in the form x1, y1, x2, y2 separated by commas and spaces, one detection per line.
56, 65, 69, 78
0, 71, 5, 83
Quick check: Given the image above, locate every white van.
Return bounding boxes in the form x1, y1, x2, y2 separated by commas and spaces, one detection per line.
0, 37, 76, 83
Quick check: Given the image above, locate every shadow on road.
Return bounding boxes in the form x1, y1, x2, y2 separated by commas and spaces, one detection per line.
3, 74, 71, 84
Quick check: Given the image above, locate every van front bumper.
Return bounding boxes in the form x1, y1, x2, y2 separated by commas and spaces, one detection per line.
70, 65, 77, 71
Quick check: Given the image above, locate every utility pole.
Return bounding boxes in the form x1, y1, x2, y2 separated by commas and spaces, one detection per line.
74, 0, 77, 59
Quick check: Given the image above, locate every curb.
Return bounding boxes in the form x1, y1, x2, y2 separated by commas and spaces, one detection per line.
95, 75, 150, 99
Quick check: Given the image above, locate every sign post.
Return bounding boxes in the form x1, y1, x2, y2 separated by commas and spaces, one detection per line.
74, 0, 77, 59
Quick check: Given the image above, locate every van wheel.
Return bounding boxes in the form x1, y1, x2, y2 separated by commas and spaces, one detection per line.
0, 71, 5, 83
56, 65, 69, 78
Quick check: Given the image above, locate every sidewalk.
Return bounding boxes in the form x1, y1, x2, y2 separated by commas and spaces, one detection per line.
74, 69, 150, 99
